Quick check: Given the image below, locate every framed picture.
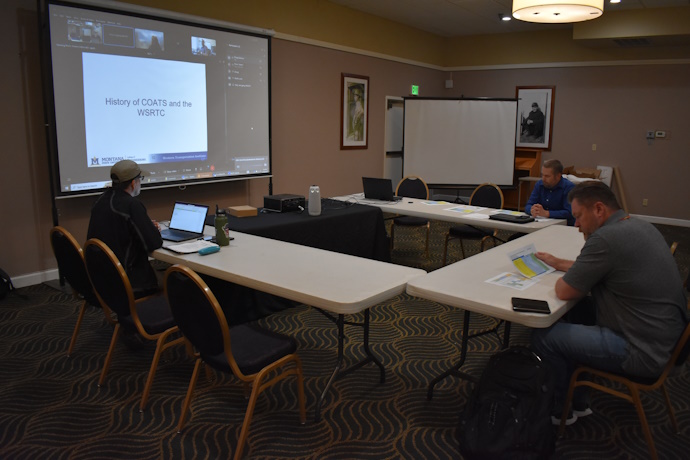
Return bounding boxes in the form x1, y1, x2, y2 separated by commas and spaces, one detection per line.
341, 73, 369, 149
516, 86, 555, 150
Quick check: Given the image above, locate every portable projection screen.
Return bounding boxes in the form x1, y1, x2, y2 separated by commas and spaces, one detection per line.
41, 0, 272, 197
403, 98, 518, 186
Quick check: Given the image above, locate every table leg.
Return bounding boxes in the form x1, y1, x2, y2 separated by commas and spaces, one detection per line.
503, 321, 511, 348
315, 314, 344, 422
314, 309, 385, 422
427, 313, 513, 400
427, 310, 474, 400
337, 309, 385, 382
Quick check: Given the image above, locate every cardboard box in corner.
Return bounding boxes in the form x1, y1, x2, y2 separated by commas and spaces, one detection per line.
227, 205, 258, 217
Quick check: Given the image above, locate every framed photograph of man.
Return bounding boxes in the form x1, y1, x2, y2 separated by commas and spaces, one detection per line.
516, 86, 555, 150
341, 73, 369, 150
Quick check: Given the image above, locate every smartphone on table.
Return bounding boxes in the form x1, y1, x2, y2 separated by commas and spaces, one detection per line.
511, 297, 551, 314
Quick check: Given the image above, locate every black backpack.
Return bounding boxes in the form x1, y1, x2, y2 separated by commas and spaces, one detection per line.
0, 268, 15, 300
457, 346, 555, 460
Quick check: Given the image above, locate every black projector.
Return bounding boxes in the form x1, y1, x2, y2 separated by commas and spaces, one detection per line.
263, 194, 305, 213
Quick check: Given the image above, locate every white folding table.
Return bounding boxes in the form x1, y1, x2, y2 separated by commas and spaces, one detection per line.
405, 225, 585, 398
332, 194, 566, 233
154, 229, 425, 419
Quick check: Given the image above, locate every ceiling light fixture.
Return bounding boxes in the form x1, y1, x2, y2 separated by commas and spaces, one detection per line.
499, 13, 512, 21
512, 0, 604, 23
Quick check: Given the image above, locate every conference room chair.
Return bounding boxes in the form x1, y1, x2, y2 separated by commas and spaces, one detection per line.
559, 321, 690, 460
49, 226, 116, 356
390, 176, 430, 257
442, 183, 504, 266
83, 238, 184, 411
164, 265, 306, 460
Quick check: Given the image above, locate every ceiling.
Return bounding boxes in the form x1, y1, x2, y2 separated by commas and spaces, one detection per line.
328, 0, 690, 37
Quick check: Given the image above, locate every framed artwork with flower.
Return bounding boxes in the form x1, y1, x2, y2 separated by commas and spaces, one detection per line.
341, 73, 369, 149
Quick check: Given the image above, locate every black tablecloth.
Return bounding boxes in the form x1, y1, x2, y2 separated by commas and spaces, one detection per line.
206, 198, 391, 262
201, 199, 391, 324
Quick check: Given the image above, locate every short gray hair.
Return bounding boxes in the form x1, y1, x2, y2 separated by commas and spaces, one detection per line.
543, 159, 563, 174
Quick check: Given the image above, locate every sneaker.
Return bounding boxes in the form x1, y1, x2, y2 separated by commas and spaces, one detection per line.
551, 410, 577, 426
573, 402, 593, 418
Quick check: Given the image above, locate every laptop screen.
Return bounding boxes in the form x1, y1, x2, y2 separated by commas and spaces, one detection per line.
362, 177, 395, 201
169, 202, 209, 233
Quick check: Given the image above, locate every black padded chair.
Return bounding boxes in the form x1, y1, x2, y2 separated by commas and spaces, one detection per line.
164, 265, 306, 460
559, 321, 690, 460
50, 226, 116, 356
443, 183, 504, 265
83, 238, 184, 411
390, 176, 430, 257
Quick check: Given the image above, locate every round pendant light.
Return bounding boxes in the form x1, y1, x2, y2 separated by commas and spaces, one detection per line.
512, 0, 604, 23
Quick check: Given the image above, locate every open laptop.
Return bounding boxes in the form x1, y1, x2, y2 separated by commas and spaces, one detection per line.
161, 202, 209, 242
362, 177, 402, 202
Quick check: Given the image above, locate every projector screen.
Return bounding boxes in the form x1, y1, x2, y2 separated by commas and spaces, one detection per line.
41, 0, 272, 197
403, 98, 518, 187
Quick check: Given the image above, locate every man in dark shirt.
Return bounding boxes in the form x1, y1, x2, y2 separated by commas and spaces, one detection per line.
533, 181, 688, 425
525, 159, 575, 226
524, 102, 545, 138
87, 160, 162, 295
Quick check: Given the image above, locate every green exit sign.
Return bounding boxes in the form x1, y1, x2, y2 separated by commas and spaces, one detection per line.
410, 85, 419, 96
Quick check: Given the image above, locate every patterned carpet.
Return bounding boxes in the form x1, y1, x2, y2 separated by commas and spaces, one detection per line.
0, 219, 688, 459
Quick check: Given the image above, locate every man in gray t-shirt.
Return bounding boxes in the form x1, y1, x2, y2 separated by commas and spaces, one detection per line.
532, 181, 687, 426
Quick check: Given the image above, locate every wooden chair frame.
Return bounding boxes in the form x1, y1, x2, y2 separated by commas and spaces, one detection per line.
50, 226, 116, 357
166, 265, 306, 460
559, 321, 690, 460
84, 238, 184, 411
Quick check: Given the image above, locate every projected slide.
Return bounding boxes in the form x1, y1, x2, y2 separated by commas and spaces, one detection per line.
44, 2, 271, 196
82, 53, 207, 167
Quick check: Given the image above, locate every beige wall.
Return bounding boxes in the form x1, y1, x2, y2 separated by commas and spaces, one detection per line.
440, 64, 690, 219
2, 0, 689, 284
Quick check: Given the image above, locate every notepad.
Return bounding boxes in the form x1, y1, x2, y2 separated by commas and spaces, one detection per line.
164, 240, 219, 254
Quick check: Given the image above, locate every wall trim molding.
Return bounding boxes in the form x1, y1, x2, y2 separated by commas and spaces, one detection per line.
274, 32, 445, 70
630, 214, 690, 228
274, 33, 690, 72
445, 58, 690, 72
12, 269, 59, 289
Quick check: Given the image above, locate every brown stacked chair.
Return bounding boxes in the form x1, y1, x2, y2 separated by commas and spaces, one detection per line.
165, 264, 306, 460
83, 238, 183, 411
559, 321, 690, 460
443, 183, 504, 265
49, 226, 115, 356
390, 176, 431, 257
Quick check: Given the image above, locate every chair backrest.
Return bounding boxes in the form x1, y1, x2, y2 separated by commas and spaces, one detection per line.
49, 226, 99, 306
164, 265, 244, 376
84, 238, 135, 319
396, 176, 429, 199
470, 183, 504, 209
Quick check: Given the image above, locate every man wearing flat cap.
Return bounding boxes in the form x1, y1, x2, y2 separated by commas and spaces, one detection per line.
523, 102, 545, 139
87, 160, 162, 295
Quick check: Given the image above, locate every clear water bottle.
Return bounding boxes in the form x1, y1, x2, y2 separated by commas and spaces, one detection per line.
308, 185, 321, 216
